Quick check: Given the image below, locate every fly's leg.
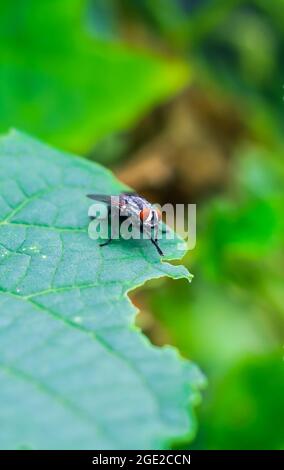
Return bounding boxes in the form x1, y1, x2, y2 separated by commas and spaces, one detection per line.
99, 208, 113, 247
99, 237, 112, 247
151, 237, 164, 256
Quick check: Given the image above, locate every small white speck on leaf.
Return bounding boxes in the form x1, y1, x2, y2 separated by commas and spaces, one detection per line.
73, 316, 83, 324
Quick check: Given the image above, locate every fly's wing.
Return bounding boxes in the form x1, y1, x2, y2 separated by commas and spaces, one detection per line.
86, 194, 122, 210
121, 191, 138, 196
86, 194, 111, 204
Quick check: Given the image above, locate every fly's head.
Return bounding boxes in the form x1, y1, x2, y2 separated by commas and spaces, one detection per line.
139, 206, 162, 236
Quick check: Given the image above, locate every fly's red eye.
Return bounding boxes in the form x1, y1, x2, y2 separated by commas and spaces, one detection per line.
140, 208, 151, 222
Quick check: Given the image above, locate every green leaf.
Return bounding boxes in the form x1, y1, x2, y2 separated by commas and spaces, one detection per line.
0, 130, 203, 450
0, 0, 189, 153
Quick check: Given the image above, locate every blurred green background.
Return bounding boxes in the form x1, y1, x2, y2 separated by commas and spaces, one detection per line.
1, 0, 284, 449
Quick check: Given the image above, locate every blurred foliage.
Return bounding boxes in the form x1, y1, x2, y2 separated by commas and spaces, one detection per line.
202, 353, 284, 450
90, 0, 283, 143
1, 0, 284, 450
0, 0, 188, 153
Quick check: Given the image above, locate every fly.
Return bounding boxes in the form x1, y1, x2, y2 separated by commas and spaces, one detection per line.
87, 192, 165, 256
